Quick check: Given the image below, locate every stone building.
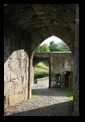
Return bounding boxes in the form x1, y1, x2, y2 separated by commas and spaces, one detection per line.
34, 52, 73, 88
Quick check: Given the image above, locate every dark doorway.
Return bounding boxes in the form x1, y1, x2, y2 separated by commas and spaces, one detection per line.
65, 71, 71, 87
56, 74, 61, 87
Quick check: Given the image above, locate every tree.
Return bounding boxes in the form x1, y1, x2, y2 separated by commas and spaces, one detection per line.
36, 44, 50, 52
49, 41, 60, 51
60, 44, 70, 51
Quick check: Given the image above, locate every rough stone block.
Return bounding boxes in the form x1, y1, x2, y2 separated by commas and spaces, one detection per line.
14, 84, 23, 95
27, 58, 29, 67
24, 87, 28, 100
4, 82, 15, 96
4, 69, 11, 83
9, 59, 20, 69
21, 68, 26, 77
21, 59, 27, 68
50, 81, 57, 87
4, 62, 11, 82
17, 50, 21, 59
21, 50, 26, 59
13, 68, 22, 79
8, 93, 25, 107
64, 61, 71, 71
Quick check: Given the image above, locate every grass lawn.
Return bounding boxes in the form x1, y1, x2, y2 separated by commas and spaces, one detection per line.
32, 87, 73, 100
34, 62, 49, 79
57, 87, 73, 100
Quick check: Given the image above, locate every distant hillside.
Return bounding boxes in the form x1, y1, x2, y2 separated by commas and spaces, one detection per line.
56, 41, 66, 47
34, 62, 49, 79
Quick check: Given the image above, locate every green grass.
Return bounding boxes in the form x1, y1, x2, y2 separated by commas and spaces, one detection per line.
32, 87, 73, 100
34, 62, 49, 79
32, 90, 36, 98
57, 87, 73, 100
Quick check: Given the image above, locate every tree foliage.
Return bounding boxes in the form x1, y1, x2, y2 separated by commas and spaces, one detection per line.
49, 41, 60, 51
36, 44, 50, 52
60, 44, 70, 51
36, 41, 70, 52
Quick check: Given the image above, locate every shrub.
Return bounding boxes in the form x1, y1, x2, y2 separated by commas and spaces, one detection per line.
34, 72, 49, 80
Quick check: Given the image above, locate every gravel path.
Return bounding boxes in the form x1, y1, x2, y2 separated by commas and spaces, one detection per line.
4, 80, 73, 116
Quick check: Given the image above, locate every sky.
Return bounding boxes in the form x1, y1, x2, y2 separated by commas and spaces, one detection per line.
40, 36, 63, 45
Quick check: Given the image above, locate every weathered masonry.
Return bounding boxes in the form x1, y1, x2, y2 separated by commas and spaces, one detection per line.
34, 52, 73, 88
4, 4, 79, 115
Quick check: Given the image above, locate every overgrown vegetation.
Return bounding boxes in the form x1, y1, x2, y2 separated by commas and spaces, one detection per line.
36, 41, 70, 52
36, 44, 50, 52
34, 62, 49, 80
56, 87, 73, 100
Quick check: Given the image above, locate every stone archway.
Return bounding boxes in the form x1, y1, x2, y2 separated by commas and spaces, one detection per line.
4, 4, 79, 115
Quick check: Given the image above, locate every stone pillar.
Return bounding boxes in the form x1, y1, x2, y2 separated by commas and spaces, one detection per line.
49, 56, 56, 88
61, 74, 65, 88
49, 56, 53, 88
69, 72, 74, 89
73, 4, 79, 116
31, 67, 34, 87
28, 58, 32, 99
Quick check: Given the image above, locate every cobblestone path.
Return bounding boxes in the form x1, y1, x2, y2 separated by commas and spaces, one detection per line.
4, 80, 73, 116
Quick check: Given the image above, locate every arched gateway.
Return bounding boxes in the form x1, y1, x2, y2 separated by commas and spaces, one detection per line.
4, 4, 79, 115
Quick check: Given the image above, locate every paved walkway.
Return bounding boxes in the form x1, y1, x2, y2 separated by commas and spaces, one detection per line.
4, 80, 73, 116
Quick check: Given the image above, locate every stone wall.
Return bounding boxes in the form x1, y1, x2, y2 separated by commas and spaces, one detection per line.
50, 53, 73, 88
73, 4, 79, 116
34, 52, 73, 88
53, 53, 73, 74
4, 36, 29, 109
